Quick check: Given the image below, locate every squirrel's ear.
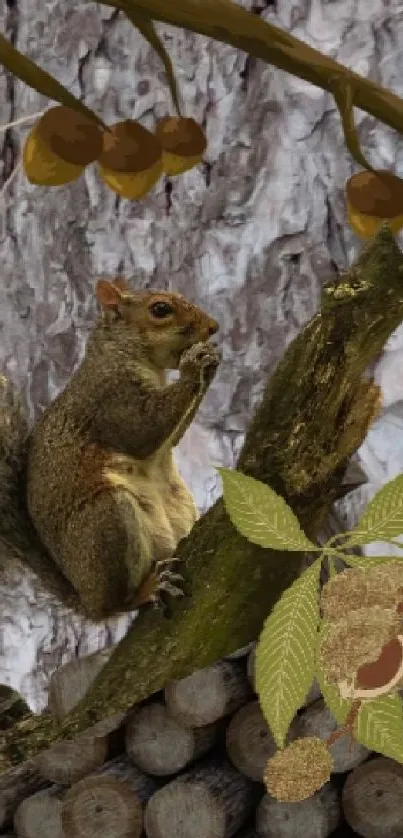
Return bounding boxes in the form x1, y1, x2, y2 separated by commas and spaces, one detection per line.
112, 277, 131, 293
95, 280, 124, 311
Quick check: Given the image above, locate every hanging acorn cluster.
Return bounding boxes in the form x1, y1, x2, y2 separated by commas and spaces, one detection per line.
22, 105, 207, 200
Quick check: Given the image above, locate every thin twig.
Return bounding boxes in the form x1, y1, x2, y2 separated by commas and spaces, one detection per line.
0, 110, 45, 134
0, 161, 22, 199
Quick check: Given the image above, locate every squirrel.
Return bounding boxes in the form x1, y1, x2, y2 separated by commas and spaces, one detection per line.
0, 278, 220, 621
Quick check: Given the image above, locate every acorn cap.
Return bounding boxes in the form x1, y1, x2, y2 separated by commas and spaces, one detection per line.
155, 116, 207, 157
37, 106, 103, 166
346, 170, 403, 218
98, 120, 162, 173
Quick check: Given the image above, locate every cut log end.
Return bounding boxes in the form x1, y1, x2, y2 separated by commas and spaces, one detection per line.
61, 774, 143, 838
226, 700, 276, 781
144, 758, 260, 838
256, 784, 340, 838
164, 660, 252, 727
36, 732, 108, 785
125, 701, 218, 776
342, 757, 403, 838
13, 787, 64, 838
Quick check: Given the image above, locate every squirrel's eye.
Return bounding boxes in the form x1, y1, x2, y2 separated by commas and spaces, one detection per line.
150, 301, 174, 318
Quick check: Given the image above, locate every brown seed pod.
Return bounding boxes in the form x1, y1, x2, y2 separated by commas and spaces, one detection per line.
346, 170, 403, 239
264, 737, 333, 802
36, 106, 103, 165
338, 634, 403, 700
98, 119, 163, 199
319, 606, 401, 690
155, 116, 207, 175
23, 106, 103, 186
23, 132, 83, 186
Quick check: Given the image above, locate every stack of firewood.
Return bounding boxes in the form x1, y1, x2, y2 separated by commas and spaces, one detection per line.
1, 642, 402, 838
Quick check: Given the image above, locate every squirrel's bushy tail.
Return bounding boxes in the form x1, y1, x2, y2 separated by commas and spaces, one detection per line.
0, 376, 80, 608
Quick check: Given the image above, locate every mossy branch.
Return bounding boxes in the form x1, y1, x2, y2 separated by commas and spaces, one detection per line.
1, 226, 403, 771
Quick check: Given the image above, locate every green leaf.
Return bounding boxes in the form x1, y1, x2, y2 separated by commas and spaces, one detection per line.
255, 559, 321, 747
316, 637, 353, 725
343, 553, 403, 569
348, 475, 403, 545
355, 693, 403, 763
217, 468, 316, 551
0, 34, 106, 129
331, 78, 373, 171
122, 4, 182, 115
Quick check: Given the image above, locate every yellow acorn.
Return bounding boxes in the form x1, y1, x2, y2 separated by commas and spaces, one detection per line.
155, 116, 207, 175
346, 170, 403, 239
23, 105, 103, 186
97, 120, 163, 200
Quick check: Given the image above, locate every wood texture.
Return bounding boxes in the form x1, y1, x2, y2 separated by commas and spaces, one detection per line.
13, 786, 64, 838
125, 701, 218, 775
36, 733, 108, 785
255, 785, 341, 838
144, 757, 261, 838
164, 660, 252, 727
342, 757, 403, 838
0, 761, 48, 829
61, 769, 150, 838
225, 700, 277, 782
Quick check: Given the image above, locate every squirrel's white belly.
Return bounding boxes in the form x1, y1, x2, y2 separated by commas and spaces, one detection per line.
103, 451, 198, 564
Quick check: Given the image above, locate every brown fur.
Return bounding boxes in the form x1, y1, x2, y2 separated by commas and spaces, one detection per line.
25, 281, 220, 620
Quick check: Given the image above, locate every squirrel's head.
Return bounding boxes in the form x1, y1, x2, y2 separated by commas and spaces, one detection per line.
95, 279, 219, 369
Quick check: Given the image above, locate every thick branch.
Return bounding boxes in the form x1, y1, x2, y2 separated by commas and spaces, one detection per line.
1, 227, 403, 771
109, 0, 403, 139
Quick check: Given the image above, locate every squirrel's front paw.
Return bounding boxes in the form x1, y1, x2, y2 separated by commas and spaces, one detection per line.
132, 558, 185, 611
179, 341, 221, 387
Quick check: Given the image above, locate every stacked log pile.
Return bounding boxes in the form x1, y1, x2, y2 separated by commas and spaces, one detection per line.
3, 642, 403, 838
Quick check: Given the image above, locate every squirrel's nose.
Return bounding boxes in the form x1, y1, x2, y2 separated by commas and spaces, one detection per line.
208, 318, 219, 336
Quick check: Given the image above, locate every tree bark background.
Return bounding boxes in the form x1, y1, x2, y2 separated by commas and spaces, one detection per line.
0, 0, 403, 712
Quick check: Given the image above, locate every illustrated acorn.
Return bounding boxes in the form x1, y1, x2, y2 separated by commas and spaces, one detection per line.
23, 106, 103, 186
155, 116, 207, 175
97, 120, 163, 199
346, 170, 403, 238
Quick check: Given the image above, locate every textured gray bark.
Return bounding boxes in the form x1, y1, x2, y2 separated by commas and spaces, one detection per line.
0, 0, 403, 711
